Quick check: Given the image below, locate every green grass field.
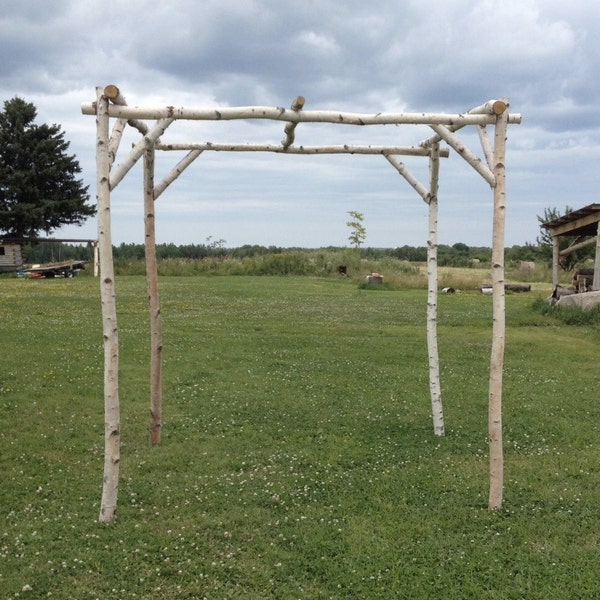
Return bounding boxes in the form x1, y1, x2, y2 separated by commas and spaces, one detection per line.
1, 275, 599, 598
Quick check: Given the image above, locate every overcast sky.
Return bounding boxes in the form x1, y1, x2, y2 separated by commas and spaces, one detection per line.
2, 0, 599, 248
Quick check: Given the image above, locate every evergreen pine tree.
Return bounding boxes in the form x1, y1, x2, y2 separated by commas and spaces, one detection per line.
0, 97, 94, 239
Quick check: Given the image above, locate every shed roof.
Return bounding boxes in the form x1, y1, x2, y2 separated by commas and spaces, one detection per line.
541, 204, 600, 237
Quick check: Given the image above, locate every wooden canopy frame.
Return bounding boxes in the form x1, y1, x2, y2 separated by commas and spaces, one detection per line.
541, 203, 600, 290
82, 85, 521, 522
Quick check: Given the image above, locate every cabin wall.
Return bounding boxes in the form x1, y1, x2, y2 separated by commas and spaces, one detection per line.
0, 244, 24, 272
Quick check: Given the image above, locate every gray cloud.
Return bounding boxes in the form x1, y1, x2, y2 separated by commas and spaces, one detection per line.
2, 0, 599, 247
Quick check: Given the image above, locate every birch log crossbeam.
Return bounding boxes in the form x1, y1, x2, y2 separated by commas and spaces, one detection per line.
82, 102, 520, 127
154, 143, 450, 157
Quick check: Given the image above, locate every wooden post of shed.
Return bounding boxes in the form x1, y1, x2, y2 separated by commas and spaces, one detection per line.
552, 235, 560, 289
594, 222, 600, 290
93, 240, 99, 277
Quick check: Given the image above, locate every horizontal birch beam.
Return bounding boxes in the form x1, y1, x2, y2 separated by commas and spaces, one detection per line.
154, 142, 450, 157
82, 102, 513, 128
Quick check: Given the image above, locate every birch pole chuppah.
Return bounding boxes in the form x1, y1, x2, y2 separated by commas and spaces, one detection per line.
84, 86, 520, 521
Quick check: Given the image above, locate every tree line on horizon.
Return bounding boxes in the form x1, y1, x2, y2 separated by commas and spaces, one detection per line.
23, 239, 555, 270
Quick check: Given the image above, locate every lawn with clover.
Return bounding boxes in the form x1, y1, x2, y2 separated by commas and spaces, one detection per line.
1, 274, 599, 599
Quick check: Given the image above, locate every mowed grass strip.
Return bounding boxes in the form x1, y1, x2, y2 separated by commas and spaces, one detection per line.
1, 275, 599, 599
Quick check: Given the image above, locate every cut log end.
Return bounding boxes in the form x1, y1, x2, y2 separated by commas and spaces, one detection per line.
492, 100, 507, 115
292, 96, 305, 111
104, 84, 120, 100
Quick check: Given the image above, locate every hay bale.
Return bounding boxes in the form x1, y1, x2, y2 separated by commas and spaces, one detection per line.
365, 273, 383, 284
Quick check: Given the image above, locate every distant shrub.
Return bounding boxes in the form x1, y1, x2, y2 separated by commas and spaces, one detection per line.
113, 250, 418, 279
531, 297, 600, 326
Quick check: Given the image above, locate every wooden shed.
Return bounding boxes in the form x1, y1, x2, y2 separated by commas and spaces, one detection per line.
541, 203, 600, 290
0, 239, 24, 272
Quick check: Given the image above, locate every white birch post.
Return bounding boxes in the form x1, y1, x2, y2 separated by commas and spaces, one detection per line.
427, 143, 444, 436
383, 152, 444, 436
488, 108, 509, 511
144, 146, 163, 446
97, 88, 121, 523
